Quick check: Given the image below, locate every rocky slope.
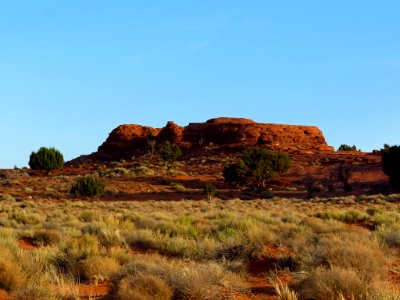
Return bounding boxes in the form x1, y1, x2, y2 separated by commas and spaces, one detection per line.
93, 118, 333, 160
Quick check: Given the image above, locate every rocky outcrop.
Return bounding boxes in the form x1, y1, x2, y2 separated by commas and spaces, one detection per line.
94, 117, 333, 160
97, 124, 160, 160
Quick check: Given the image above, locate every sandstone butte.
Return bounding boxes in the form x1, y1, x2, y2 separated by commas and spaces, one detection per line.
92, 117, 334, 161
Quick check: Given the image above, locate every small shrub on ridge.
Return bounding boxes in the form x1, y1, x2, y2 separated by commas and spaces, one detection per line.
28, 147, 64, 170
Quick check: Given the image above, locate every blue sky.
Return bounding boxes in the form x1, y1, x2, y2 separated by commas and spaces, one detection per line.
1, 1, 399, 168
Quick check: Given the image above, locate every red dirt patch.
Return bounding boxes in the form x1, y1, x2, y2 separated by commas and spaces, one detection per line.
0, 289, 9, 300
18, 238, 38, 250
78, 280, 111, 299
245, 246, 294, 299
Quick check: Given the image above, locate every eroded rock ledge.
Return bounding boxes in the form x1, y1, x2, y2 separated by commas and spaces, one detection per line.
93, 117, 333, 160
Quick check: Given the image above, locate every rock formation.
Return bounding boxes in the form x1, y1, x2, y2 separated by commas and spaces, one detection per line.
93, 118, 333, 160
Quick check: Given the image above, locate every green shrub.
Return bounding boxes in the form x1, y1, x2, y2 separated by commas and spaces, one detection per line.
382, 145, 400, 191
170, 182, 186, 192
338, 144, 359, 151
223, 147, 291, 187
204, 183, 216, 201
159, 141, 182, 162
28, 147, 64, 170
222, 160, 247, 186
70, 175, 105, 197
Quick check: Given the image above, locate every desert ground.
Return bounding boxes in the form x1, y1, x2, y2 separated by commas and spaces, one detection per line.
0, 146, 400, 300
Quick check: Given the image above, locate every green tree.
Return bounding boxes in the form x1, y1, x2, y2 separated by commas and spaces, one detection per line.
28, 147, 64, 170
159, 141, 182, 162
382, 145, 400, 191
70, 175, 105, 197
223, 147, 291, 187
338, 144, 358, 151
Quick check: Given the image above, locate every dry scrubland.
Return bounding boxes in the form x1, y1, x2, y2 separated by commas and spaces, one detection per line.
0, 147, 398, 300
0, 192, 400, 299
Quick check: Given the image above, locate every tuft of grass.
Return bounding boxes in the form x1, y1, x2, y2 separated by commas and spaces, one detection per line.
31, 229, 64, 246
274, 279, 298, 300
0, 248, 26, 291
170, 182, 186, 193
294, 266, 371, 300
78, 256, 120, 282
115, 274, 173, 300
0, 194, 16, 202
64, 234, 99, 260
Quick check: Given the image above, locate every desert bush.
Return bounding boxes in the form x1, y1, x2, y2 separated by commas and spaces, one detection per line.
134, 165, 155, 176
159, 141, 182, 162
294, 232, 385, 283
10, 210, 43, 225
170, 182, 186, 193
204, 183, 216, 201
376, 224, 400, 247
338, 163, 353, 192
78, 210, 100, 222
294, 266, 371, 300
338, 144, 359, 151
0, 194, 16, 202
304, 173, 315, 199
65, 235, 99, 260
115, 274, 173, 300
100, 167, 132, 178
70, 175, 105, 197
28, 147, 64, 170
31, 229, 64, 246
0, 250, 26, 291
382, 145, 400, 190
114, 257, 241, 300
223, 147, 291, 187
98, 228, 126, 247
78, 256, 120, 282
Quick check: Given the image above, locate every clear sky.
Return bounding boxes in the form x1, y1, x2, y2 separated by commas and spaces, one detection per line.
1, 1, 399, 168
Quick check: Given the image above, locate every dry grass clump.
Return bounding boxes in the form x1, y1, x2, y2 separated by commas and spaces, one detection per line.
64, 234, 99, 260
294, 231, 386, 283
116, 274, 173, 300
295, 267, 400, 300
294, 266, 370, 299
78, 210, 99, 222
0, 254, 26, 291
12, 286, 58, 300
0, 195, 399, 299
31, 229, 64, 246
78, 255, 120, 282
113, 254, 243, 300
376, 223, 400, 247
274, 278, 298, 300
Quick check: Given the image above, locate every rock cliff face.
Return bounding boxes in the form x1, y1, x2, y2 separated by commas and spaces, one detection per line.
95, 118, 333, 160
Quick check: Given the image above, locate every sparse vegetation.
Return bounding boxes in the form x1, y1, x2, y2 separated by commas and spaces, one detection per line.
28, 147, 64, 170
0, 194, 395, 298
3, 142, 400, 299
